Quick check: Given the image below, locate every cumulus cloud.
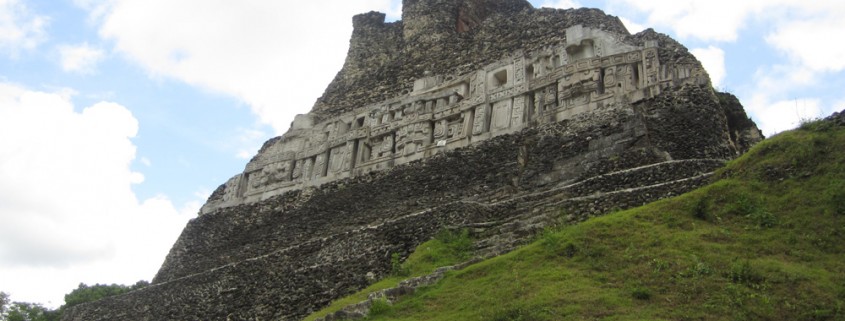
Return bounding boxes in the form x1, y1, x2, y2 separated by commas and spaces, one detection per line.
58, 43, 105, 74
765, 5, 845, 73
618, 17, 646, 34
79, 0, 396, 135
608, 0, 766, 42
0, 83, 194, 306
690, 46, 726, 88
746, 96, 823, 136
0, 0, 48, 56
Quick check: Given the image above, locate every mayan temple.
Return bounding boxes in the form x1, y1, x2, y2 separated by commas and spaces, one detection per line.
62, 0, 763, 320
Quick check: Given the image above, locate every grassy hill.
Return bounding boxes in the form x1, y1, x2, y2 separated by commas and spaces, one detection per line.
307, 117, 845, 321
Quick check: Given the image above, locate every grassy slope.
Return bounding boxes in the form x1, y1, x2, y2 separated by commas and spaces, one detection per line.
309, 121, 845, 321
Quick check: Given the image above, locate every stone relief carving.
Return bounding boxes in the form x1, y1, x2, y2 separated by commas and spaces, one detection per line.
473, 105, 490, 135
512, 96, 526, 127
492, 99, 513, 130
205, 24, 707, 214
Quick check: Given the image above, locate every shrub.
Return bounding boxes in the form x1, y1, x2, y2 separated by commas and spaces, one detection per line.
692, 197, 712, 221
632, 287, 652, 301
727, 261, 764, 286
367, 298, 392, 317
390, 253, 410, 277
435, 229, 474, 260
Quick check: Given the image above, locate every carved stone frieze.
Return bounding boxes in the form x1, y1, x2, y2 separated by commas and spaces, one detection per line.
199, 24, 711, 214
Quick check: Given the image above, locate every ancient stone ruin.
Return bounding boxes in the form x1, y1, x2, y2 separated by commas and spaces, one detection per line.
61, 1, 762, 320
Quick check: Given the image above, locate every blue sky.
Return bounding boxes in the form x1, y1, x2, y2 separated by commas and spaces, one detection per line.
1, 0, 843, 308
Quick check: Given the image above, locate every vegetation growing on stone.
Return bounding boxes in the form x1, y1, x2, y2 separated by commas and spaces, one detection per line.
312, 118, 845, 320
304, 229, 474, 321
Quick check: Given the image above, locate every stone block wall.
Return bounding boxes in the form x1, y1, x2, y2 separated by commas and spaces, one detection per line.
60, 1, 763, 320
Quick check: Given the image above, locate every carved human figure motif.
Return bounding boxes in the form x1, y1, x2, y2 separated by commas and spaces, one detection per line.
271, 161, 291, 183
544, 85, 557, 109
434, 120, 447, 139
603, 67, 616, 88
249, 170, 265, 189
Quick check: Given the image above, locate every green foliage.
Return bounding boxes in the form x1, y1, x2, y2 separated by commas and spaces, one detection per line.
0, 281, 148, 321
727, 261, 765, 286
4, 302, 59, 321
432, 229, 473, 261
0, 292, 8, 316
0, 293, 60, 321
303, 228, 475, 321
311, 125, 845, 320
692, 196, 711, 221
356, 124, 845, 320
390, 253, 410, 277
799, 117, 836, 132
366, 298, 393, 318
63, 282, 145, 308
631, 287, 652, 301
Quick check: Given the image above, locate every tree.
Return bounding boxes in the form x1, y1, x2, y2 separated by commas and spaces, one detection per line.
1, 292, 9, 317
0, 280, 149, 321
0, 293, 59, 321
63, 282, 147, 309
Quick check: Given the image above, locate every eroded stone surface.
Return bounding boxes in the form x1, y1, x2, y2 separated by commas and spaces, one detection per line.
61, 1, 763, 320
200, 10, 725, 215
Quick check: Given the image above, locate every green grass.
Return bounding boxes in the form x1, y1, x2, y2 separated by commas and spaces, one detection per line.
307, 121, 845, 321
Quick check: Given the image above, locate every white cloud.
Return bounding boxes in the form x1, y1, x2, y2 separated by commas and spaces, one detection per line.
234, 127, 266, 160
58, 43, 105, 74
85, 0, 396, 135
0, 83, 194, 307
0, 0, 48, 56
609, 0, 767, 42
765, 4, 845, 73
619, 17, 646, 34
690, 46, 726, 88
539, 0, 581, 9
746, 95, 822, 136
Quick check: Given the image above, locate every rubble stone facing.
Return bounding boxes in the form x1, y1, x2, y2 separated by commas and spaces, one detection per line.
61, 1, 763, 320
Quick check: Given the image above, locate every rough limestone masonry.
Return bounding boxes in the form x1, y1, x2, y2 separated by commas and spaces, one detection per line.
61, 1, 763, 320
